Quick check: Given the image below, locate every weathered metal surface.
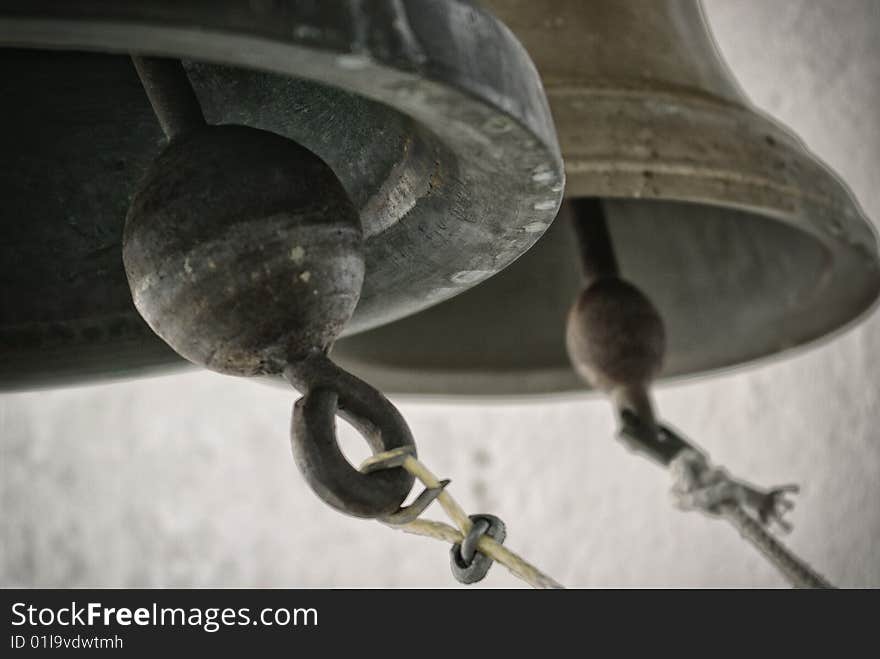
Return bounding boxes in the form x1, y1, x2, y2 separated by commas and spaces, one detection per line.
130, 56, 206, 141
329, 0, 880, 395
450, 514, 506, 584
0, 0, 563, 390
124, 124, 364, 376
286, 353, 416, 519
123, 57, 365, 376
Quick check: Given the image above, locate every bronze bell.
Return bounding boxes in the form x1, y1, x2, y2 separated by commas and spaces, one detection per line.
331, 0, 880, 394
0, 0, 563, 390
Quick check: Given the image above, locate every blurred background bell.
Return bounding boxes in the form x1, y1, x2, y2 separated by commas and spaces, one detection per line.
332, 0, 880, 394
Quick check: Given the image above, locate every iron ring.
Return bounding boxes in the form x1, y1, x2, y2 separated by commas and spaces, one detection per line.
287, 354, 416, 519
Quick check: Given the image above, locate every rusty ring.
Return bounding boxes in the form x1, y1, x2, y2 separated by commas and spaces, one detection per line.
287, 353, 416, 519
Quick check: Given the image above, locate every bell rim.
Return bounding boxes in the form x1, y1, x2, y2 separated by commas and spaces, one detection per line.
329, 191, 880, 396
550, 83, 877, 266
330, 277, 880, 398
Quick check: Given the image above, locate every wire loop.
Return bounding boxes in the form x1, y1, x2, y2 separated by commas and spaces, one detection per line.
450, 514, 507, 584
361, 447, 450, 525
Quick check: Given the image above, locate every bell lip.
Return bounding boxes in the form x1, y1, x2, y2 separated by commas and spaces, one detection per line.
6, 250, 876, 396
329, 184, 880, 396
0, 0, 563, 333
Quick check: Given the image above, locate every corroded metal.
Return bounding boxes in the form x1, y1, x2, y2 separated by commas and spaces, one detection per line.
331, 0, 880, 395
130, 57, 206, 141
0, 0, 563, 390
286, 353, 417, 519
124, 55, 415, 516
124, 121, 364, 376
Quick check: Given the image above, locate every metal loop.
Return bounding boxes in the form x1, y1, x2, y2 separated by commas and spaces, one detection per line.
286, 352, 416, 519
450, 514, 507, 585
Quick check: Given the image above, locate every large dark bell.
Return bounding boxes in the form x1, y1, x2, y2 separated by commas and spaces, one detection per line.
0, 1, 563, 391
123, 125, 363, 377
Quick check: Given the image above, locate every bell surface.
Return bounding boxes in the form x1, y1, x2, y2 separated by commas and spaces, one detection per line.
0, 0, 563, 390
330, 0, 880, 395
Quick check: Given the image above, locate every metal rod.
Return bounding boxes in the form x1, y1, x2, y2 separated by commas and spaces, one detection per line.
131, 56, 206, 141
568, 197, 620, 284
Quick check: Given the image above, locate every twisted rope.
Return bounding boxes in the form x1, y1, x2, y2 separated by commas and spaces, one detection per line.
719, 504, 832, 589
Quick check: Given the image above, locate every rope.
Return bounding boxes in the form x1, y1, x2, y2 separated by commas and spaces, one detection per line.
719, 504, 832, 589
356, 430, 830, 588
361, 448, 564, 589
669, 449, 833, 589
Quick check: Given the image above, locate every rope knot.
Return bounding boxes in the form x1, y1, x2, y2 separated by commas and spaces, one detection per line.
669, 449, 736, 515
669, 449, 800, 533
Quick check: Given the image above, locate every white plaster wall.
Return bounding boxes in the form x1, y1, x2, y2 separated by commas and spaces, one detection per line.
2, 0, 878, 587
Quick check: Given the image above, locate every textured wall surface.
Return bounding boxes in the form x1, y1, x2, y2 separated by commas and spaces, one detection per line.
2, 0, 879, 587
